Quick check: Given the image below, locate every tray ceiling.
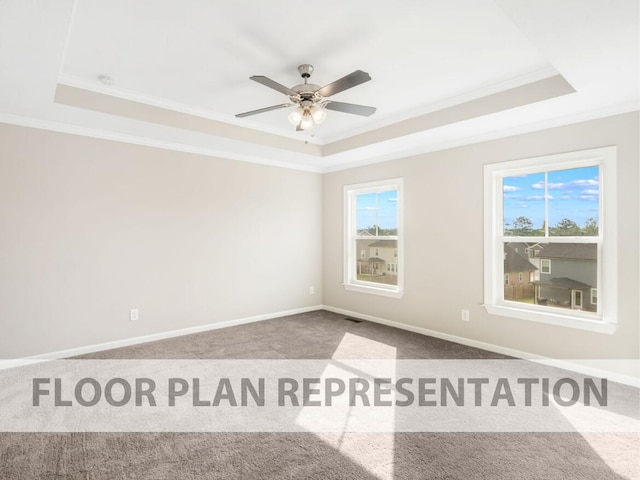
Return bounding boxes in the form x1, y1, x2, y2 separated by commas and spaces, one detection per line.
0, 0, 637, 172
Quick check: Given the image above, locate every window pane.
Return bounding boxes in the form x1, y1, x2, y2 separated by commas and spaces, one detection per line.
356, 239, 398, 286
346, 180, 402, 296
504, 242, 598, 312
503, 173, 545, 236
356, 190, 398, 236
548, 166, 599, 236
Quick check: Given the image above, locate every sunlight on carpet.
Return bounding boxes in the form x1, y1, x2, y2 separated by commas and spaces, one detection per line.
298, 332, 398, 479
578, 433, 640, 480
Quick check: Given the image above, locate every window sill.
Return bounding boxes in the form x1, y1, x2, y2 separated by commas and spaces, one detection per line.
483, 304, 617, 334
343, 283, 404, 299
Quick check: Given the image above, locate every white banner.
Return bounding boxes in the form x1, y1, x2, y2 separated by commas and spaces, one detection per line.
0, 359, 637, 433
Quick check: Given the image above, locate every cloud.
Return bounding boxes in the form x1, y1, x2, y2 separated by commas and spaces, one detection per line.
572, 179, 599, 187
531, 179, 599, 190
578, 195, 599, 201
531, 181, 565, 190
359, 206, 377, 211
531, 181, 564, 190
518, 203, 529, 209
580, 189, 599, 195
525, 194, 553, 201
503, 185, 520, 192
560, 195, 572, 200
387, 198, 398, 203
504, 194, 522, 199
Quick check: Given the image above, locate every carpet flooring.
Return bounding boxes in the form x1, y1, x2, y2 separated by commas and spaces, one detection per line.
1, 310, 638, 479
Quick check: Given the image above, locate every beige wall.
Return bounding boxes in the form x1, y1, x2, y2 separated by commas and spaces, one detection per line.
0, 124, 323, 358
323, 112, 639, 361
1, 112, 638, 364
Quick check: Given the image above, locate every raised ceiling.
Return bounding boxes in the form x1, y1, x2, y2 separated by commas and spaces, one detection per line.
0, 0, 638, 172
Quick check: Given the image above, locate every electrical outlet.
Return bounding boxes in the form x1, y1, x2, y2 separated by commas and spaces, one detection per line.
461, 309, 470, 322
130, 309, 139, 321
309, 286, 315, 295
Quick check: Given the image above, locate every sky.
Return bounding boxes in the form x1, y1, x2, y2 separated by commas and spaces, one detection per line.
356, 190, 398, 230
503, 165, 599, 229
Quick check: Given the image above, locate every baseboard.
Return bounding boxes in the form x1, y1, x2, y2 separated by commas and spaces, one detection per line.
322, 305, 640, 387
0, 305, 324, 370
4, 304, 637, 387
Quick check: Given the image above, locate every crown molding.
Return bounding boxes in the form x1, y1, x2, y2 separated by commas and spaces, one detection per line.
322, 101, 640, 173
320, 66, 560, 144
58, 67, 561, 150
57, 73, 318, 144
1, 101, 636, 175
0, 113, 323, 173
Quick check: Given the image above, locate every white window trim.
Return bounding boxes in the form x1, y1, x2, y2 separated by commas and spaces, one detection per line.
591, 288, 598, 305
483, 146, 617, 334
343, 178, 404, 299
540, 259, 551, 274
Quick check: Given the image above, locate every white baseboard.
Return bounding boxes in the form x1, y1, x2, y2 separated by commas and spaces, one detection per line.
323, 305, 640, 387
0, 305, 324, 370
4, 304, 637, 387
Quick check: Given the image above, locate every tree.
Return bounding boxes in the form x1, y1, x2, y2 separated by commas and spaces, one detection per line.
582, 217, 599, 236
551, 218, 580, 236
360, 225, 397, 236
511, 216, 534, 235
536, 220, 547, 236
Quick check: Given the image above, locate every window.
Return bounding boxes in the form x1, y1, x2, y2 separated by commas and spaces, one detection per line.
484, 146, 617, 333
344, 178, 403, 298
518, 272, 523, 283
572, 290, 583, 309
541, 259, 551, 274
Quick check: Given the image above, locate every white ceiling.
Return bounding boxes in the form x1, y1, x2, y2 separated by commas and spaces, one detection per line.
0, 0, 638, 172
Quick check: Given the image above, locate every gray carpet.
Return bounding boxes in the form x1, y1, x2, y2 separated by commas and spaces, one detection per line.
1, 310, 638, 479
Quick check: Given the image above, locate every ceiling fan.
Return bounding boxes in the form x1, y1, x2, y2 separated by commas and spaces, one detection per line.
235, 64, 376, 131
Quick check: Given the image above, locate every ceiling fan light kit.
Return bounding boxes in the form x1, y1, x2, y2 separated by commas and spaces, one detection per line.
236, 64, 376, 131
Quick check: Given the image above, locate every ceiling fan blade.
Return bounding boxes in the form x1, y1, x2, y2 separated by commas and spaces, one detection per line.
235, 103, 292, 118
296, 124, 303, 132
316, 70, 371, 97
325, 101, 376, 117
250, 76, 298, 96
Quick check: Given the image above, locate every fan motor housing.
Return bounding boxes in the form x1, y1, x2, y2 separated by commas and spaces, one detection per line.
291, 83, 321, 94
290, 83, 322, 104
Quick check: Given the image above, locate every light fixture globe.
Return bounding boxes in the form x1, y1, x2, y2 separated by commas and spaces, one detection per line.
309, 105, 327, 124
287, 107, 304, 125
299, 111, 314, 130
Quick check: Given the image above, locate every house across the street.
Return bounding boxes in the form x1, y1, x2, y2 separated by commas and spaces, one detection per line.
526, 243, 597, 311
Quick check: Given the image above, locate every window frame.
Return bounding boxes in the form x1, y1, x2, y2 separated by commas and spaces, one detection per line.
343, 178, 404, 298
483, 146, 617, 334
